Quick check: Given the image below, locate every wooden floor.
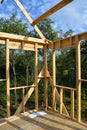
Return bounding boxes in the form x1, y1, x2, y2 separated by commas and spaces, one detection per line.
0, 111, 87, 130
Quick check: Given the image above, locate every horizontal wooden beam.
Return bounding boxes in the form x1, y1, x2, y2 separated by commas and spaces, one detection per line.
0, 40, 43, 51
10, 85, 36, 90
0, 32, 45, 44
0, 79, 6, 82
0, 32, 45, 50
32, 0, 73, 25
1, 32, 87, 50
79, 79, 87, 82
48, 32, 87, 50
56, 85, 76, 91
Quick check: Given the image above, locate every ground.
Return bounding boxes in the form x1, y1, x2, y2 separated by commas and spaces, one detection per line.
0, 111, 87, 130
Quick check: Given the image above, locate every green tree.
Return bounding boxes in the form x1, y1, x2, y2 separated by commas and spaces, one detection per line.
0, 13, 30, 116
0, 13, 29, 36
29, 18, 58, 41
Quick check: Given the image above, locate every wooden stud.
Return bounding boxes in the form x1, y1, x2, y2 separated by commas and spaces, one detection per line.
32, 0, 73, 25
60, 87, 63, 114
70, 89, 74, 119
22, 88, 25, 113
76, 39, 81, 122
44, 45, 48, 110
35, 43, 38, 110
14, 0, 46, 40
52, 44, 56, 111
6, 39, 10, 117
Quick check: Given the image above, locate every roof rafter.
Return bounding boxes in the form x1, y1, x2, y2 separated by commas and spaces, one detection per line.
14, 0, 46, 41
32, 0, 73, 25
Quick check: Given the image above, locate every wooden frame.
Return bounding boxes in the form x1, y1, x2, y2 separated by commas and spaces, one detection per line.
6, 39, 10, 117
76, 39, 81, 122
44, 45, 48, 110
35, 43, 38, 110
0, 31, 87, 124
52, 44, 56, 111
0, 0, 87, 125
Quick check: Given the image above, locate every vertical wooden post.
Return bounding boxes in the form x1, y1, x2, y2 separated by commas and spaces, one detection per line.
35, 43, 38, 110
60, 87, 63, 114
22, 88, 25, 112
6, 39, 10, 117
44, 45, 48, 110
76, 40, 81, 122
52, 44, 56, 111
70, 89, 74, 119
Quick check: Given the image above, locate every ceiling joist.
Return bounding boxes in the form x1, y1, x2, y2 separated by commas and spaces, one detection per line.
32, 0, 73, 25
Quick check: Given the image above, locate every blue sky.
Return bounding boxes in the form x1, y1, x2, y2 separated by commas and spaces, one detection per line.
0, 0, 87, 35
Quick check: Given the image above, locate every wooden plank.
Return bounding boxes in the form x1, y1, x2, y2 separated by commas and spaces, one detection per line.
6, 39, 10, 117
14, 0, 46, 40
15, 67, 44, 115
76, 38, 81, 122
9, 41, 35, 51
32, 0, 73, 25
35, 43, 38, 110
56, 85, 76, 91
0, 79, 6, 82
44, 45, 48, 110
48, 32, 87, 50
9, 41, 43, 50
0, 32, 45, 44
79, 79, 87, 82
60, 87, 63, 114
22, 88, 25, 113
0, 39, 5, 44
0, 39, 44, 51
52, 45, 56, 111
70, 89, 74, 119
10, 85, 35, 90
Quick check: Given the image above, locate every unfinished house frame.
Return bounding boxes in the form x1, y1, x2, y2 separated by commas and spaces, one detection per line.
0, 0, 87, 126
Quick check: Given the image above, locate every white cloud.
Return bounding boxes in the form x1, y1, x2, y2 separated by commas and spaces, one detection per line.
50, 0, 87, 34
0, 0, 87, 34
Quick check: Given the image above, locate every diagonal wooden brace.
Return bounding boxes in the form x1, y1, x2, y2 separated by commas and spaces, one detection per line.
15, 67, 44, 115
46, 70, 69, 116
14, 0, 46, 41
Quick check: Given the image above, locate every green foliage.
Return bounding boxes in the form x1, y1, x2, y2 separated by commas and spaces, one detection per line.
29, 18, 58, 41
56, 48, 76, 87
0, 13, 29, 36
